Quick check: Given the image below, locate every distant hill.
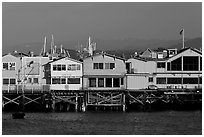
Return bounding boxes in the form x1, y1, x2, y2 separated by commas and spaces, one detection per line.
169, 37, 202, 50
2, 37, 201, 56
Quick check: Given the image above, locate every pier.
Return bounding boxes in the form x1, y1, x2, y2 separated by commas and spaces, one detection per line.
2, 85, 202, 112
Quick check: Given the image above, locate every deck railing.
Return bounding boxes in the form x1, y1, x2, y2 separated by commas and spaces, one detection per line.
2, 84, 50, 94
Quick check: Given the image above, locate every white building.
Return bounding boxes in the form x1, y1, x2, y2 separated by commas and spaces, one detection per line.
44, 57, 83, 90
126, 47, 202, 90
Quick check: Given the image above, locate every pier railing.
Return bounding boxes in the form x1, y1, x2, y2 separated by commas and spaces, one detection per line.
2, 84, 50, 94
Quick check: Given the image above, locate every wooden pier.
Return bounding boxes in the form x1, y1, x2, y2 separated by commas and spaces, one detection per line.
2, 87, 202, 112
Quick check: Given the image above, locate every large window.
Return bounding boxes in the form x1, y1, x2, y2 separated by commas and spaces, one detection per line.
167, 78, 182, 84
3, 79, 9, 85
93, 63, 103, 69
171, 57, 182, 71
3, 62, 16, 70
113, 78, 120, 87
183, 56, 199, 71
200, 57, 202, 71
156, 78, 166, 84
52, 78, 66, 84
106, 78, 112, 87
89, 78, 96, 87
53, 64, 66, 71
68, 64, 80, 71
98, 78, 104, 87
3, 78, 16, 85
68, 78, 80, 84
121, 78, 124, 85
183, 78, 198, 84
157, 62, 166, 68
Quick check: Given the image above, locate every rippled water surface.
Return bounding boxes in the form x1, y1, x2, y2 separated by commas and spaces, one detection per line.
2, 111, 202, 135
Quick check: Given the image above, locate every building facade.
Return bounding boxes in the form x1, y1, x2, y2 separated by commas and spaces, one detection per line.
2, 54, 21, 91
126, 47, 202, 90
44, 57, 83, 90
83, 53, 126, 90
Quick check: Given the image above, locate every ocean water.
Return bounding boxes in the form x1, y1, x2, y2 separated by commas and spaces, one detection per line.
2, 110, 202, 135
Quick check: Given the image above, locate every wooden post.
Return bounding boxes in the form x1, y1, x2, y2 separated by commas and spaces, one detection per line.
75, 93, 78, 112
122, 93, 126, 112
82, 92, 87, 112
52, 95, 55, 112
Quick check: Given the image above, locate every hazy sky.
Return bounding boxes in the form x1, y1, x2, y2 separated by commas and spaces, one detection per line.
2, 2, 202, 51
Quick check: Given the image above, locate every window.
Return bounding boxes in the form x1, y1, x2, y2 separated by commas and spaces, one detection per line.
167, 62, 171, 71
61, 78, 66, 84
149, 77, 153, 82
110, 63, 115, 69
89, 78, 96, 87
121, 78, 124, 85
105, 63, 115, 69
9, 62, 16, 70
3, 62, 15, 70
53, 65, 57, 71
167, 78, 182, 84
98, 78, 104, 87
171, 57, 182, 71
3, 79, 9, 85
183, 78, 198, 84
53, 64, 66, 71
93, 63, 103, 69
57, 65, 61, 71
106, 78, 112, 87
156, 78, 166, 84
200, 57, 202, 71
62, 65, 66, 71
33, 78, 39, 84
3, 63, 8, 70
28, 78, 32, 83
199, 77, 202, 84
52, 78, 60, 84
113, 78, 120, 87
105, 63, 110, 69
68, 64, 80, 71
183, 56, 199, 71
10, 79, 16, 85
157, 62, 165, 68
3, 78, 16, 85
99, 63, 103, 69
68, 78, 80, 84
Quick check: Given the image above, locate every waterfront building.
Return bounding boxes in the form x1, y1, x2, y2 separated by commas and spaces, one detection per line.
44, 57, 83, 90
21, 56, 50, 91
83, 52, 126, 90
155, 47, 202, 89
2, 53, 22, 92
126, 47, 202, 90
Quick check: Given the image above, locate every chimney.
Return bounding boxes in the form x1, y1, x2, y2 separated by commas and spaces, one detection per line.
30, 51, 34, 57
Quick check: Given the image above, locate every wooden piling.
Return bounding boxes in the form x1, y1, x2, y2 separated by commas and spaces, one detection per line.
122, 93, 126, 112
75, 93, 78, 112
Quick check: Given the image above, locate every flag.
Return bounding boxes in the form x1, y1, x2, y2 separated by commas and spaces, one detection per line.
180, 29, 184, 35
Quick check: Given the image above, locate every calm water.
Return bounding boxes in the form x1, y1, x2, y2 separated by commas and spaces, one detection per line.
2, 110, 202, 135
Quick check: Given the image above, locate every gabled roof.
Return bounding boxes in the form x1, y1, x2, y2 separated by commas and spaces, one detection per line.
166, 47, 202, 61
45, 56, 82, 65
177, 47, 202, 55
3, 52, 28, 57
130, 56, 167, 62
83, 52, 126, 61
